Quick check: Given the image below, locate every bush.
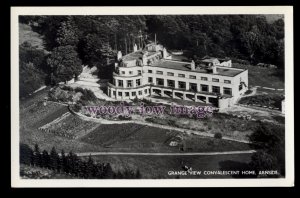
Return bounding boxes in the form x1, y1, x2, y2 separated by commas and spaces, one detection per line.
74, 87, 85, 93
244, 90, 253, 95
60, 85, 74, 91
214, 132, 222, 139
118, 115, 132, 120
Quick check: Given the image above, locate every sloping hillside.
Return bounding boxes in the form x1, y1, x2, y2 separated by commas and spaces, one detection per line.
19, 23, 46, 51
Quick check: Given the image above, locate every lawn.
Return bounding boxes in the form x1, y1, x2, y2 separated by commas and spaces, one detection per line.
80, 123, 251, 153
233, 63, 284, 89
83, 153, 253, 179
239, 94, 284, 109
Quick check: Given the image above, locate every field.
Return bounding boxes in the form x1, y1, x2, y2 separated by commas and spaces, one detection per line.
233, 63, 284, 89
83, 154, 252, 179
80, 124, 251, 152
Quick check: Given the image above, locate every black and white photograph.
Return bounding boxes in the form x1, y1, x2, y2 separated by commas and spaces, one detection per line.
11, 6, 294, 187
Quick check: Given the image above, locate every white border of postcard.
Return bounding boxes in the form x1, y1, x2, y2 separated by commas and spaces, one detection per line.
11, 6, 294, 187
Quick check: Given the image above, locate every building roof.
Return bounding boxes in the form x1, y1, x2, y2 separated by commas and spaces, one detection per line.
122, 51, 144, 61
149, 60, 244, 77
122, 50, 159, 62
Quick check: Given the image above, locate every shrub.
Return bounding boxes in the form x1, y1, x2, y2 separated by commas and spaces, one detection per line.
145, 117, 155, 123
118, 115, 132, 120
244, 90, 253, 95
214, 132, 222, 139
60, 85, 74, 91
74, 87, 85, 93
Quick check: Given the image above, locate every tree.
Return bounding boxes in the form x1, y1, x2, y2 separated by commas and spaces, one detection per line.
33, 144, 42, 167
47, 45, 82, 84
49, 147, 59, 170
56, 17, 79, 47
249, 151, 279, 177
86, 155, 95, 178
20, 143, 34, 165
41, 150, 50, 168
249, 122, 285, 176
103, 163, 114, 179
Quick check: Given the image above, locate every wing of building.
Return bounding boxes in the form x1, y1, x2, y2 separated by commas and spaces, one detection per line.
107, 43, 248, 109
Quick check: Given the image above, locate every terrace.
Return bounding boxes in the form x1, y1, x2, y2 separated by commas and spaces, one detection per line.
149, 60, 245, 77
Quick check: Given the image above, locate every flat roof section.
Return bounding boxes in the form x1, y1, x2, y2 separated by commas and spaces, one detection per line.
122, 51, 143, 61
149, 60, 244, 77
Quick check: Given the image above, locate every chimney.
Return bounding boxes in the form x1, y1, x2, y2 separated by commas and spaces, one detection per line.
162, 47, 167, 59
117, 51, 122, 60
191, 60, 195, 70
133, 44, 138, 52
212, 65, 217, 74
142, 54, 147, 65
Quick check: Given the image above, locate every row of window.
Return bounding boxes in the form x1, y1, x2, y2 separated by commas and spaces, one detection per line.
150, 77, 232, 95
120, 70, 142, 75
115, 79, 141, 87
147, 70, 231, 84
112, 89, 149, 97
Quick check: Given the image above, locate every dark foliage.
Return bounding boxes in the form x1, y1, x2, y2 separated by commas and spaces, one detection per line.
20, 15, 284, 70
19, 42, 48, 97
20, 143, 141, 179
248, 122, 285, 176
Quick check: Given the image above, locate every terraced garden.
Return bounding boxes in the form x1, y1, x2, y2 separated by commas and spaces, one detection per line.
80, 123, 251, 153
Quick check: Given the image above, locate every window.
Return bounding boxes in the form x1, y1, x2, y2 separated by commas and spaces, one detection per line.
224, 80, 231, 84
129, 71, 133, 75
118, 80, 123, 87
148, 70, 153, 73
138, 91, 142, 95
223, 87, 232, 95
138, 70, 142, 75
132, 92, 136, 96
239, 84, 243, 91
113, 91, 116, 96
167, 72, 174, 76
178, 81, 186, 89
121, 71, 125, 75
201, 77, 208, 81
118, 92, 122, 97
167, 80, 175, 88
212, 78, 219, 82
156, 71, 163, 75
136, 79, 141, 86
148, 77, 153, 83
189, 75, 196, 79
125, 92, 129, 97
189, 83, 197, 92
201, 84, 208, 92
156, 78, 164, 86
144, 89, 147, 94
212, 86, 220, 94
178, 74, 185, 78
127, 80, 133, 87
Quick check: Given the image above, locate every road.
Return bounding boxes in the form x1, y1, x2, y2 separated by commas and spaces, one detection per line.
76, 150, 256, 157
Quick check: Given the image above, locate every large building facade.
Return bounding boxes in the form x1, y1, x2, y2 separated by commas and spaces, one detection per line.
107, 43, 248, 109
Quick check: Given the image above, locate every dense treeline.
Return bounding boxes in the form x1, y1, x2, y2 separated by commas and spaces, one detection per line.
248, 121, 285, 177
20, 143, 141, 179
146, 15, 284, 68
19, 42, 49, 97
19, 15, 284, 96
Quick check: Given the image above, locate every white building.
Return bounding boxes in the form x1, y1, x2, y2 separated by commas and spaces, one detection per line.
107, 43, 248, 109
